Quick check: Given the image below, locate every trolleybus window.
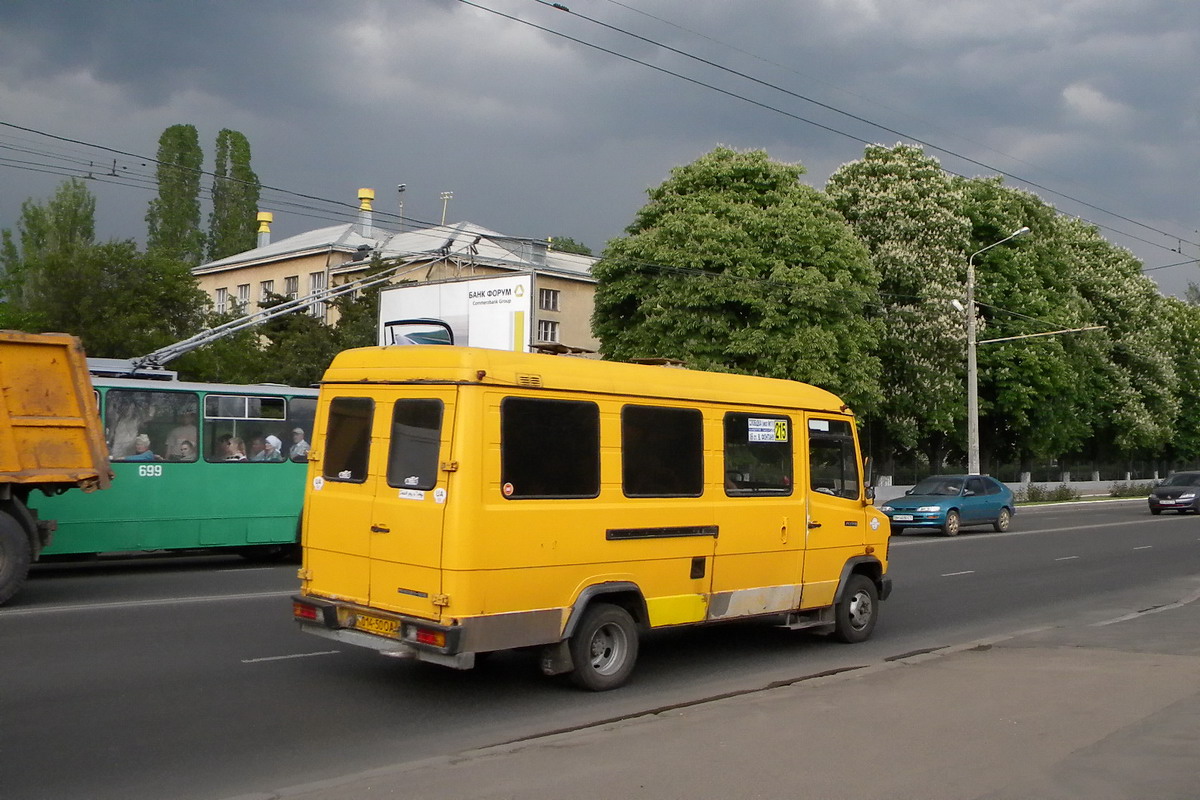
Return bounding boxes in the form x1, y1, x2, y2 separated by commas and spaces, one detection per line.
621, 405, 703, 497
501, 397, 599, 499
386, 399, 443, 491
323, 397, 373, 482
723, 412, 792, 496
106, 389, 199, 462
808, 418, 860, 499
202, 394, 315, 464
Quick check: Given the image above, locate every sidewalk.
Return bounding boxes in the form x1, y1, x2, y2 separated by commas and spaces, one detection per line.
238, 586, 1200, 800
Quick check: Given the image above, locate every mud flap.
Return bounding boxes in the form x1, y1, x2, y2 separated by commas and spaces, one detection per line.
540, 640, 574, 676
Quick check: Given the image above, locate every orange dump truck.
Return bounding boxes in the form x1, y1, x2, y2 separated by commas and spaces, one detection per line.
0, 331, 111, 604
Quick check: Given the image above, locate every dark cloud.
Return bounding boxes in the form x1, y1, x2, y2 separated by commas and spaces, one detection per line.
1, 0, 1196, 292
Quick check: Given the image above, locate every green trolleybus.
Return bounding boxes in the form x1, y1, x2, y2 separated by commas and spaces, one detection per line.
30, 374, 318, 561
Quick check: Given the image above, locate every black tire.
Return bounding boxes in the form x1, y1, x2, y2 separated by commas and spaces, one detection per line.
0, 510, 33, 606
567, 603, 639, 691
890, 526, 904, 536
942, 509, 961, 537
833, 573, 879, 644
1150, 508, 1162, 515
237, 543, 299, 563
993, 507, 1012, 532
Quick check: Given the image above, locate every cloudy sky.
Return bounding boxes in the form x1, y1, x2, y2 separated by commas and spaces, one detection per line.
1, 0, 1196, 293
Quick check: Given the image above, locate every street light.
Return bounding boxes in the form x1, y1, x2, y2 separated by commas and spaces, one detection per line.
397, 184, 406, 228
965, 225, 1030, 475
440, 191, 453, 225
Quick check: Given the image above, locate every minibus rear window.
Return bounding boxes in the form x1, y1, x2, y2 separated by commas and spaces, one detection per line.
323, 397, 373, 483
387, 399, 443, 491
501, 397, 599, 499
621, 405, 703, 497
724, 412, 793, 496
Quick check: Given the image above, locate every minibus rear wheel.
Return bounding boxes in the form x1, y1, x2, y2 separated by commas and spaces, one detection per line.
568, 603, 639, 691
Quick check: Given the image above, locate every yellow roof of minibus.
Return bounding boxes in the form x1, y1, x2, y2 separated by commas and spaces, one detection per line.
322, 346, 850, 414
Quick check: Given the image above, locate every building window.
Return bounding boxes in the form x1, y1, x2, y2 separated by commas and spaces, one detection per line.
236, 284, 250, 311
538, 287, 560, 311
309, 271, 327, 319
259, 280, 274, 303
214, 287, 228, 315
537, 319, 559, 342
284, 276, 299, 299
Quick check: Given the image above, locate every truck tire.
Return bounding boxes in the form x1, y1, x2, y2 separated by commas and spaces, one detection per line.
0, 510, 32, 605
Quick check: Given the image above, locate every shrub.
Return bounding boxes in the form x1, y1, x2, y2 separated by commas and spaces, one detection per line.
1015, 483, 1081, 503
1108, 481, 1155, 498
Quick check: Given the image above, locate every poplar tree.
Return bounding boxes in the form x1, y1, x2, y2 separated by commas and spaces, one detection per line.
207, 129, 261, 261
146, 124, 204, 265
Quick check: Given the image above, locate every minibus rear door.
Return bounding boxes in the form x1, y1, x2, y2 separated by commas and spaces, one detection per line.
367, 391, 456, 618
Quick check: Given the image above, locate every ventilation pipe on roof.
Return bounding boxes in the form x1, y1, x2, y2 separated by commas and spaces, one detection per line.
255, 212, 274, 248
358, 188, 375, 238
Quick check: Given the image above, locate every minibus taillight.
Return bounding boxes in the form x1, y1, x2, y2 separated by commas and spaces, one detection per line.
413, 628, 446, 647
293, 601, 319, 622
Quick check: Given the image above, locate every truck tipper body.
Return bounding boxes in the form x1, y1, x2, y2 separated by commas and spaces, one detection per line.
0, 331, 112, 604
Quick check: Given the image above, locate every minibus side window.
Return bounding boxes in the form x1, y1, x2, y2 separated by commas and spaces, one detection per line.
386, 399, 443, 491
723, 413, 793, 496
323, 397, 374, 483
501, 397, 599, 499
621, 405, 703, 497
808, 418, 860, 500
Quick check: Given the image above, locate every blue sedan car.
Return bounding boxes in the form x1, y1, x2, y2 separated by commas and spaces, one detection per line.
879, 475, 1015, 536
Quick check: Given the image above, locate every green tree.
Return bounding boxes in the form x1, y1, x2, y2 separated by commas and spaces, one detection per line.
207, 129, 261, 261
959, 178, 1093, 471
592, 146, 882, 412
1, 178, 98, 329
22, 240, 209, 357
146, 124, 204, 265
826, 144, 971, 472
548, 236, 592, 256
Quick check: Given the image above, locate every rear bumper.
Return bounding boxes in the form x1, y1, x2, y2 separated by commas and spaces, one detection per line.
292, 595, 473, 668
292, 594, 566, 667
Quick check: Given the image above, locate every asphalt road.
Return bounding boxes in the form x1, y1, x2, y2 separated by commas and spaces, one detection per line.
2, 499, 1198, 800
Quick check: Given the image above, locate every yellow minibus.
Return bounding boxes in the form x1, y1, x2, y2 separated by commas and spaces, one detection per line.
292, 345, 891, 690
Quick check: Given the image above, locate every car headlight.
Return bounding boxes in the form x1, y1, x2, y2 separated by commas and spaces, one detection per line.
917, 505, 942, 512
880, 505, 893, 512
1180, 493, 1196, 500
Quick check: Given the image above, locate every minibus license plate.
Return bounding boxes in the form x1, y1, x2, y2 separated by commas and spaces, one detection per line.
892, 514, 913, 521
355, 613, 400, 637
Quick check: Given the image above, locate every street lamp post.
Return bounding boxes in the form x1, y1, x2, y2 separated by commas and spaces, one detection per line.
397, 184, 406, 229
440, 191, 453, 225
966, 225, 1030, 475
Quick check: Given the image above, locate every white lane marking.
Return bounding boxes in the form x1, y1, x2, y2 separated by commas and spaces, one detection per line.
242, 651, 339, 664
1133, 546, 1153, 550
892, 516, 1186, 546
941, 570, 975, 577
1055, 556, 1080, 561
0, 590, 293, 618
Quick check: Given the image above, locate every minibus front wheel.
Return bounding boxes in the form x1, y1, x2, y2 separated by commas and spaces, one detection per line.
568, 603, 639, 691
833, 573, 879, 643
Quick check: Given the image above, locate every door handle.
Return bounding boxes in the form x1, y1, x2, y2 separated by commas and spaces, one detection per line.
808, 520, 822, 529
370, 524, 391, 533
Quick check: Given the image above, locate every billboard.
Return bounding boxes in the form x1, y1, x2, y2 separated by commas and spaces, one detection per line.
377, 274, 533, 352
